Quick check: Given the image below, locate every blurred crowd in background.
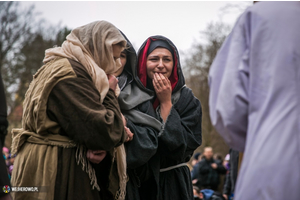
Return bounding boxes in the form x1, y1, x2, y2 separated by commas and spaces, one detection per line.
2, 147, 16, 180
189, 147, 239, 200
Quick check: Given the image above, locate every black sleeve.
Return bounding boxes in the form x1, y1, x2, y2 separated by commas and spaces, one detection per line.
0, 73, 10, 194
47, 77, 126, 151
158, 88, 202, 161
125, 119, 158, 169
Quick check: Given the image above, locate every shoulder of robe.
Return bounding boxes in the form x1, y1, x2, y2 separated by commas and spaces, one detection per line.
66, 58, 93, 81
176, 86, 201, 107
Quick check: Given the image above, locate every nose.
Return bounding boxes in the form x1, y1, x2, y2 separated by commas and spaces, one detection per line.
157, 58, 164, 69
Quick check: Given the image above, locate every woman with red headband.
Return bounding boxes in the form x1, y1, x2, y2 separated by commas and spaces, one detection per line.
119, 35, 202, 200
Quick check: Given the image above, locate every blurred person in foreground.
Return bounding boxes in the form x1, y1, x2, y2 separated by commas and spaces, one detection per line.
197, 147, 226, 190
0, 73, 11, 200
209, 2, 300, 199
10, 21, 131, 200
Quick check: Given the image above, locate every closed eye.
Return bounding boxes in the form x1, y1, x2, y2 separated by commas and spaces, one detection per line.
121, 52, 126, 58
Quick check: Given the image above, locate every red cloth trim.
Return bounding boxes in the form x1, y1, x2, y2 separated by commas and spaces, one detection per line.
138, 37, 179, 109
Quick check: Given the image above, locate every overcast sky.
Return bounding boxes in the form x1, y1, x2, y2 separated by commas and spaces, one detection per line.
20, 1, 252, 54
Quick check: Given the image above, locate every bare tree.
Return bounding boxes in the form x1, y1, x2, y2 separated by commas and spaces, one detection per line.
4, 26, 71, 148
0, 2, 35, 111
183, 22, 231, 156
0, 2, 72, 148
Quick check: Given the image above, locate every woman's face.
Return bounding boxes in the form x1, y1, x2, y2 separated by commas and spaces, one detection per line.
112, 44, 123, 61
120, 50, 127, 69
146, 48, 173, 79
113, 50, 127, 77
112, 44, 125, 76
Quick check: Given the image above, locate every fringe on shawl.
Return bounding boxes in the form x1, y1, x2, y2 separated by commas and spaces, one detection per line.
74, 144, 128, 199
11, 129, 101, 192
11, 129, 24, 155
113, 145, 127, 200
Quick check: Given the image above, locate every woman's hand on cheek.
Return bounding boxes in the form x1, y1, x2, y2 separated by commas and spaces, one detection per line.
153, 73, 172, 105
108, 74, 118, 91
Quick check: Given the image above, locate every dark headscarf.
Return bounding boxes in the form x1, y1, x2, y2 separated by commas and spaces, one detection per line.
147, 40, 174, 59
137, 36, 181, 109
118, 30, 136, 90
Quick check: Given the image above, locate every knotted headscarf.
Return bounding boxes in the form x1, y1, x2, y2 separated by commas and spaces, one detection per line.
43, 20, 126, 102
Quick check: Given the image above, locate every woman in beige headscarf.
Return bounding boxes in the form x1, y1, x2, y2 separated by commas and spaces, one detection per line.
11, 21, 129, 200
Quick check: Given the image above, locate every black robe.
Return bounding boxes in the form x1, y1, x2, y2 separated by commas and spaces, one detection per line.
119, 35, 202, 200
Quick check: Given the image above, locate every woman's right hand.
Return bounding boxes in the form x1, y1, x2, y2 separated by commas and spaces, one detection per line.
153, 73, 172, 105
108, 74, 118, 91
87, 150, 107, 164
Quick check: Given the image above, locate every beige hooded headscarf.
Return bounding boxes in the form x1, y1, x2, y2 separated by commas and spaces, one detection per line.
43, 21, 127, 199
43, 20, 126, 101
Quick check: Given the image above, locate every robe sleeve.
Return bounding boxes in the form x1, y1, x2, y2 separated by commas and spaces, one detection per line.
158, 88, 202, 162
47, 77, 126, 151
208, 13, 250, 152
125, 119, 158, 169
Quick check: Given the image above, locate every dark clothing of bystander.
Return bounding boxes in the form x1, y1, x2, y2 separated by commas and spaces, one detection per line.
223, 149, 239, 197
198, 157, 226, 190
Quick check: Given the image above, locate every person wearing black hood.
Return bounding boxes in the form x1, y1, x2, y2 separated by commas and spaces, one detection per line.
119, 36, 202, 200
116, 31, 136, 142
116, 31, 136, 92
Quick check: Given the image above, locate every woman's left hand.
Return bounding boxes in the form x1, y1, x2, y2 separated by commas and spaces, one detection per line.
124, 126, 134, 142
153, 73, 172, 104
